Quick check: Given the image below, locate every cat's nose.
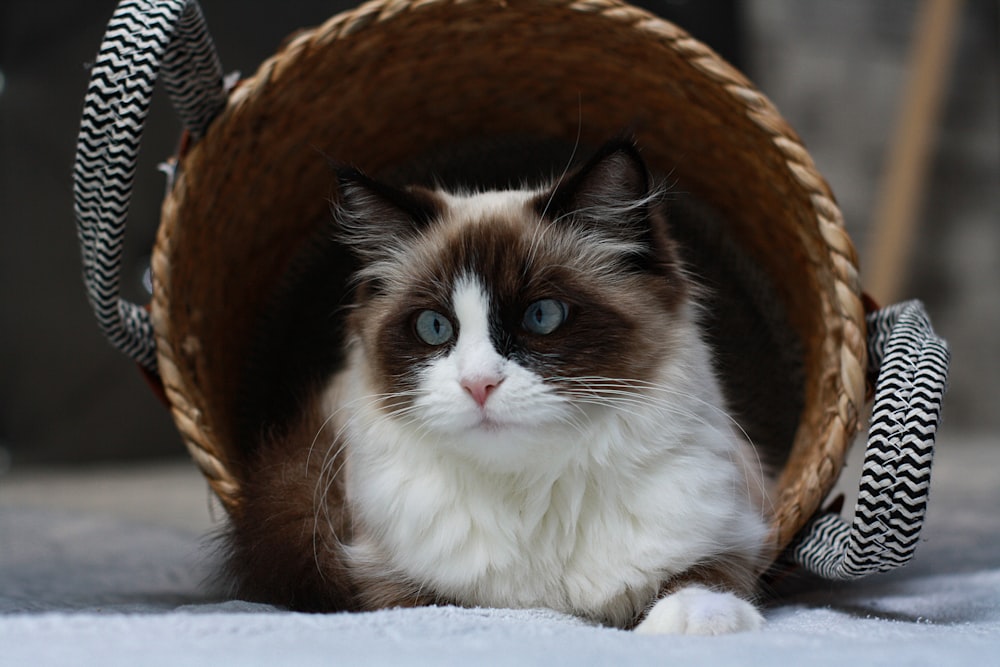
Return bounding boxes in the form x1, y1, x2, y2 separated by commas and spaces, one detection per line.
461, 375, 504, 407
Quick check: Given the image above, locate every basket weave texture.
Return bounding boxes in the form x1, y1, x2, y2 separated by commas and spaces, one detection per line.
150, 0, 866, 559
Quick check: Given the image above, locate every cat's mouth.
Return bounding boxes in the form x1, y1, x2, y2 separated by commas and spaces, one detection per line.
472, 413, 506, 433
458, 402, 524, 435
467, 404, 553, 436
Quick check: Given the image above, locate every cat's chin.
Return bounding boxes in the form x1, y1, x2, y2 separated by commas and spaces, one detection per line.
424, 400, 546, 437
448, 413, 533, 438
424, 413, 582, 473
469, 416, 507, 434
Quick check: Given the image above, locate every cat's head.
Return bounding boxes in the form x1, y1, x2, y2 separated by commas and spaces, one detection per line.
334, 139, 694, 465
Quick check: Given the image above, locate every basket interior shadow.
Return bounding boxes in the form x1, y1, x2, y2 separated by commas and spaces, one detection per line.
151, 0, 866, 561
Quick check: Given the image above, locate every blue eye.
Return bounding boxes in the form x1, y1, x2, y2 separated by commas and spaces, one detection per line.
523, 299, 568, 335
414, 310, 454, 345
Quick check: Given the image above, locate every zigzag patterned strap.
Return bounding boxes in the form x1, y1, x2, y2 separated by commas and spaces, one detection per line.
73, 0, 225, 372
790, 300, 951, 579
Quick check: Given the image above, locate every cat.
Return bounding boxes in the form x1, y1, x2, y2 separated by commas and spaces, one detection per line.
224, 138, 774, 635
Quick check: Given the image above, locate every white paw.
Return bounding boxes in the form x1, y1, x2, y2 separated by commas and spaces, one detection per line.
634, 586, 764, 635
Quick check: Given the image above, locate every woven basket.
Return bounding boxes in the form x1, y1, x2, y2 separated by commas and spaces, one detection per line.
76, 0, 949, 580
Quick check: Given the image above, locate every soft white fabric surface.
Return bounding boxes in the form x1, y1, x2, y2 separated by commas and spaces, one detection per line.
1, 432, 997, 666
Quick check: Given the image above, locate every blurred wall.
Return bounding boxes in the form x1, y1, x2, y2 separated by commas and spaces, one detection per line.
0, 0, 995, 466
747, 0, 998, 431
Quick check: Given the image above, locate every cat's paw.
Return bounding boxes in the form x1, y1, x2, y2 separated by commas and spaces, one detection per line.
634, 586, 764, 635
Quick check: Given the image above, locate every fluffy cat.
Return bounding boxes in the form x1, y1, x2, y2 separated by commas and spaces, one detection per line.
225, 139, 773, 635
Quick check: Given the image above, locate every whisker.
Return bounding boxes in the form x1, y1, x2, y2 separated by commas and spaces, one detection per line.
549, 375, 760, 451
308, 388, 429, 568
537, 97, 583, 222
548, 373, 774, 510
553, 376, 750, 429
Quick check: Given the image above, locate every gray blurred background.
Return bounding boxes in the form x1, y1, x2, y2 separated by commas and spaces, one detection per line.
0, 0, 996, 469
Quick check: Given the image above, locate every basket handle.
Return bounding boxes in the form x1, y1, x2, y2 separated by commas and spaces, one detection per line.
73, 0, 226, 372
788, 300, 950, 579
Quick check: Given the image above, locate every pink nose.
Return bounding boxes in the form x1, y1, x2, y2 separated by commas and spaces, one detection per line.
461, 376, 503, 407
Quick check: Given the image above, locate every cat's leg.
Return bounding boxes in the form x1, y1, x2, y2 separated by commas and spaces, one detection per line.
634, 585, 763, 635
633, 559, 764, 635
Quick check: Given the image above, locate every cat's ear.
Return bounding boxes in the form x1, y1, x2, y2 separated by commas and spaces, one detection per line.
333, 168, 440, 261
535, 138, 654, 233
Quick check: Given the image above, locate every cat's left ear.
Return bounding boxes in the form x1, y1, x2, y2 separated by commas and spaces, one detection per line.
333, 168, 440, 262
535, 138, 654, 236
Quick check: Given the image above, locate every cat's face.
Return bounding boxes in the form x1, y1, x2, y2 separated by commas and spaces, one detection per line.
336, 141, 690, 464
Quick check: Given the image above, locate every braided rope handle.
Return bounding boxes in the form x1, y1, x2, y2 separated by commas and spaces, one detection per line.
73, 0, 225, 372
790, 300, 950, 578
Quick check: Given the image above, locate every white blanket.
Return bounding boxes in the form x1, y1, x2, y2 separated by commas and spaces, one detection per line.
2, 433, 997, 665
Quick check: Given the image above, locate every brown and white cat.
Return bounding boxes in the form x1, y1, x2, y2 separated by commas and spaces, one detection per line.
225, 139, 773, 634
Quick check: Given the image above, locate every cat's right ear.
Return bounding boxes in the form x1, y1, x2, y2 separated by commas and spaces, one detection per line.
333, 168, 440, 262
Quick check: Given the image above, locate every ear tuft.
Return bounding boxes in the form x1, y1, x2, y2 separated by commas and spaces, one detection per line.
333, 169, 440, 262
535, 138, 660, 265
538, 138, 652, 221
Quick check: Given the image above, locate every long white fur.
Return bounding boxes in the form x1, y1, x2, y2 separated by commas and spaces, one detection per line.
330, 269, 769, 631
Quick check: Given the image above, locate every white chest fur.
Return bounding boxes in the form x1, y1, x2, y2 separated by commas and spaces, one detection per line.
336, 355, 767, 626
332, 276, 767, 626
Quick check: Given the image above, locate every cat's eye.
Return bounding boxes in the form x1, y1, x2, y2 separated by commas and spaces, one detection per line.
522, 299, 568, 335
414, 310, 454, 346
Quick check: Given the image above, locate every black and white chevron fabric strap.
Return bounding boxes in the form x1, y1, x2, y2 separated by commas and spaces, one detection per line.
790, 300, 950, 579
73, 0, 225, 372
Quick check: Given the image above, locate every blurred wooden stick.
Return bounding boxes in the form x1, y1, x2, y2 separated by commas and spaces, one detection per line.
865, 0, 963, 304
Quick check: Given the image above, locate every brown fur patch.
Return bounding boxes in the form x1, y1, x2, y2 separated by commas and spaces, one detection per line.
222, 394, 359, 611
222, 389, 454, 611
